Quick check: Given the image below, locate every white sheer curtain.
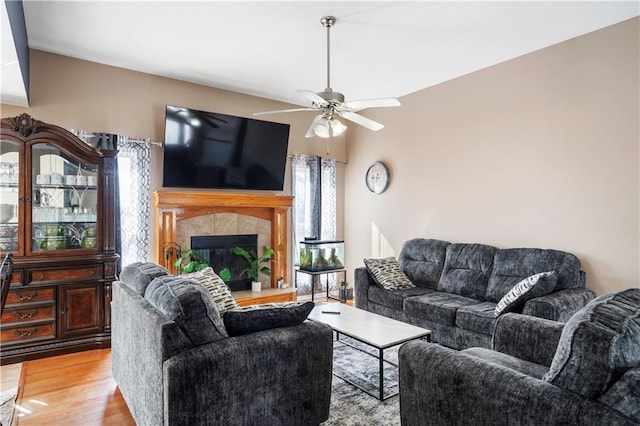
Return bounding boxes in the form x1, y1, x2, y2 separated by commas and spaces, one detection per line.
320, 158, 337, 240
291, 155, 337, 295
115, 136, 152, 268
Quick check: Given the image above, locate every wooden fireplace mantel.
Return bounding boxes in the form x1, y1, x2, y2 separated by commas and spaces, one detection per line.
153, 190, 294, 287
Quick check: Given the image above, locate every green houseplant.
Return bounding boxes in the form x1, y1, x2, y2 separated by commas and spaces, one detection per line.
233, 246, 275, 291
174, 249, 209, 273
174, 249, 232, 283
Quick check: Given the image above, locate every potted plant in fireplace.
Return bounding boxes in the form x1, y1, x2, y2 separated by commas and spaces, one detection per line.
174, 249, 209, 273
175, 249, 233, 284
233, 246, 275, 292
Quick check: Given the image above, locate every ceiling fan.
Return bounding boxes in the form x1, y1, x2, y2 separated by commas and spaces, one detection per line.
254, 16, 401, 138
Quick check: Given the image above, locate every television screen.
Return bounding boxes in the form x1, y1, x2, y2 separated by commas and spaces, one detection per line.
162, 105, 290, 191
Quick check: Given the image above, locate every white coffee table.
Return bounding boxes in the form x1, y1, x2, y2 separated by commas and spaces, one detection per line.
308, 303, 431, 400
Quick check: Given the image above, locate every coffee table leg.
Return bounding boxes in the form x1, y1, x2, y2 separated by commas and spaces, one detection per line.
379, 348, 384, 400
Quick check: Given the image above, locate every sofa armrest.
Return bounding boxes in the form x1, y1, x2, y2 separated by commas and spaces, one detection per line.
492, 313, 564, 367
523, 287, 595, 322
163, 321, 333, 426
354, 266, 376, 310
399, 340, 631, 426
111, 281, 194, 426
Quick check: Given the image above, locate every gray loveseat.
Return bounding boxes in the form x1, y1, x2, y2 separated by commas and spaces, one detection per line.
399, 288, 640, 425
355, 238, 595, 349
112, 262, 333, 426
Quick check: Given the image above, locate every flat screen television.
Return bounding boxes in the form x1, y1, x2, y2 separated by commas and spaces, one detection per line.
162, 105, 290, 191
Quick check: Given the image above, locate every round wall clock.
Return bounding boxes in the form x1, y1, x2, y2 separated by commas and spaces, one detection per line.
365, 162, 390, 194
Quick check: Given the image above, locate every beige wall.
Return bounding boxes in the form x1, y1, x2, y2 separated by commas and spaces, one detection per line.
1, 50, 346, 275
345, 18, 639, 295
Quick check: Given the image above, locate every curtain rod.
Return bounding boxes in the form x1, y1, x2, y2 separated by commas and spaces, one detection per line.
71, 130, 163, 147
288, 154, 347, 164
93, 135, 163, 147
122, 138, 164, 147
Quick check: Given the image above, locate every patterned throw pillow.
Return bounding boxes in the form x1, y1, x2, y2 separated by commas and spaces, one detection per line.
363, 257, 416, 291
494, 270, 557, 317
223, 301, 314, 336
186, 267, 238, 316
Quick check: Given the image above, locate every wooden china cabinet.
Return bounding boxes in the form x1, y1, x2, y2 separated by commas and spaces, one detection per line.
0, 114, 118, 364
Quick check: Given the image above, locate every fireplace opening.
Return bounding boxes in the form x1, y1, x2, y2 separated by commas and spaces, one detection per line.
191, 234, 257, 291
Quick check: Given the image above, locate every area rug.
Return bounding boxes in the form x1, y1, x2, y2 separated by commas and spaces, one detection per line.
0, 387, 17, 426
321, 335, 402, 426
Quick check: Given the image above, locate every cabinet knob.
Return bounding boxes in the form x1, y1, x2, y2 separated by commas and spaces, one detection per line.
88, 270, 95, 276
37, 273, 45, 280
59, 309, 66, 315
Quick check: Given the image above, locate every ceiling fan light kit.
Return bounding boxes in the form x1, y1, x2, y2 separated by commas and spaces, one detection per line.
254, 16, 400, 138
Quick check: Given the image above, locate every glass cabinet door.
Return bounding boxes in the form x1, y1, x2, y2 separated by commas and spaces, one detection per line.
31, 143, 99, 253
0, 139, 19, 253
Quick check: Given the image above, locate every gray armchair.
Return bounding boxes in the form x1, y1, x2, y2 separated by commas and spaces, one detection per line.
399, 288, 640, 425
112, 262, 333, 426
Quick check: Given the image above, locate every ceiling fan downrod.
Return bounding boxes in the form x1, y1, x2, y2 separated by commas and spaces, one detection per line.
321, 16, 336, 93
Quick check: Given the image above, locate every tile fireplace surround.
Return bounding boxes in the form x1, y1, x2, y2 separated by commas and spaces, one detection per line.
153, 190, 294, 288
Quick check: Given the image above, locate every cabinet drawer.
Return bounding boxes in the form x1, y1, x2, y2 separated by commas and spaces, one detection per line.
6, 288, 55, 305
0, 323, 55, 343
2, 305, 56, 324
29, 265, 103, 283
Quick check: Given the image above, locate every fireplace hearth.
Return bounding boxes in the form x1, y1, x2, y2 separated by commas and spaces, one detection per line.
191, 234, 257, 291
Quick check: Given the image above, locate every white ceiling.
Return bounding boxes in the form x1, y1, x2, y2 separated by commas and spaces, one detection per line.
2, 1, 639, 108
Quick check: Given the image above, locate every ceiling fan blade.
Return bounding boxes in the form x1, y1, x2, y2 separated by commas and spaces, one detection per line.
343, 98, 401, 112
305, 114, 325, 138
253, 108, 317, 116
296, 90, 329, 107
340, 111, 385, 131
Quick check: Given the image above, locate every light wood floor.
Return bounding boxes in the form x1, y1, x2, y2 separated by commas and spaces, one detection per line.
3, 296, 350, 425
9, 349, 134, 425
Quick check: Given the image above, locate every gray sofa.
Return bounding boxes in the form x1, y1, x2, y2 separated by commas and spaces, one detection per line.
399, 288, 640, 425
112, 262, 333, 426
355, 238, 595, 349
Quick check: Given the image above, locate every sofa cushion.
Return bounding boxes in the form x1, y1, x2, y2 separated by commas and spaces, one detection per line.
223, 301, 315, 336
405, 291, 479, 326
120, 262, 170, 296
543, 288, 640, 399
437, 243, 497, 301
398, 238, 450, 289
456, 302, 498, 335
186, 267, 238, 316
486, 248, 582, 302
144, 275, 228, 345
495, 271, 557, 317
364, 257, 415, 290
369, 285, 434, 311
